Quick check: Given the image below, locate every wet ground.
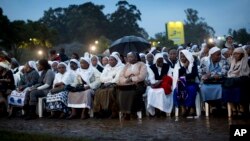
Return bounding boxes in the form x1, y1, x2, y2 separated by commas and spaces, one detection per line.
1, 116, 249, 141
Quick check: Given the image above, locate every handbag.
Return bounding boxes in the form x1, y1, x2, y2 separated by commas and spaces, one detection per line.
203, 77, 224, 84
65, 84, 85, 92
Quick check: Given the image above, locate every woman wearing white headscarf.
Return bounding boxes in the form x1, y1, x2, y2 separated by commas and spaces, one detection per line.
22, 59, 55, 120
139, 53, 146, 64
46, 62, 74, 119
91, 55, 104, 73
199, 43, 209, 60
172, 50, 199, 117
7, 61, 39, 118
50, 61, 59, 74
223, 35, 235, 48
101, 56, 109, 67
200, 47, 228, 114
67, 57, 101, 119
223, 47, 250, 118
146, 52, 154, 67
8, 61, 39, 107
221, 48, 231, 74
67, 59, 80, 72
93, 54, 124, 118
146, 53, 173, 117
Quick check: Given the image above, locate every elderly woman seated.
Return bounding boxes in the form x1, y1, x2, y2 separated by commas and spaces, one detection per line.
223, 47, 250, 119
67, 57, 101, 120
46, 62, 73, 119
93, 54, 124, 118
8, 61, 39, 118
200, 47, 228, 116
173, 50, 199, 117
146, 53, 173, 117
117, 52, 147, 120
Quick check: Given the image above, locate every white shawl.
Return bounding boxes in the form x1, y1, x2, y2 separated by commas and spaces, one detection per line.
172, 49, 194, 90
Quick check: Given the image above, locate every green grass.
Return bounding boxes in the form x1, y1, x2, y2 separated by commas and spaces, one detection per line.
0, 130, 90, 141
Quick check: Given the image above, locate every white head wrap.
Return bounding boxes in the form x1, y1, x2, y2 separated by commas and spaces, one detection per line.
110, 54, 124, 67
153, 53, 166, 64
78, 57, 95, 84
228, 47, 250, 77
208, 46, 221, 58
69, 59, 80, 67
221, 48, 228, 55
111, 52, 120, 58
91, 55, 103, 67
80, 57, 90, 65
28, 61, 37, 71
179, 49, 194, 73
57, 62, 68, 69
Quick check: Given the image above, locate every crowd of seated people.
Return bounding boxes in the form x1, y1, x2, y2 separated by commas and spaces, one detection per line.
0, 39, 250, 121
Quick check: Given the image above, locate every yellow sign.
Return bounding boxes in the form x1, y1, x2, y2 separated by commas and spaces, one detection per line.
166, 21, 185, 45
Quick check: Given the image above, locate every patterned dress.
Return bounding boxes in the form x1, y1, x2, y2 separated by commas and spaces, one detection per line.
46, 71, 75, 113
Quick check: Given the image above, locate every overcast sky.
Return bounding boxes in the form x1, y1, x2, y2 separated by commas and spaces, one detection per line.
1, 0, 250, 37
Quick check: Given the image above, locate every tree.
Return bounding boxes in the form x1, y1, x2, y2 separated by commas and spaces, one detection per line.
150, 32, 175, 48
184, 8, 215, 45
229, 28, 250, 45
108, 0, 148, 40
96, 36, 111, 54
39, 2, 109, 44
0, 8, 12, 50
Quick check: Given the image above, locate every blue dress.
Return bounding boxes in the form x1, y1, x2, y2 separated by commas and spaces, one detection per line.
174, 63, 199, 107
200, 61, 224, 101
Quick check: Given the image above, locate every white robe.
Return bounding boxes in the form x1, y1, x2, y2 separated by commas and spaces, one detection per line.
146, 59, 174, 115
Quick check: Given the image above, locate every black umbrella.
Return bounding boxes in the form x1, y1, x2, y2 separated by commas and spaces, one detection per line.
109, 35, 151, 56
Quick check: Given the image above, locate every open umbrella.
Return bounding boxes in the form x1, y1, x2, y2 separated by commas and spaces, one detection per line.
109, 35, 151, 56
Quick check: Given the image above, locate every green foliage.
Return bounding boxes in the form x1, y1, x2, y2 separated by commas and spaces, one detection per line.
39, 1, 148, 44
97, 35, 111, 54
184, 8, 215, 45
108, 1, 148, 40
1, 1, 149, 61
40, 2, 109, 44
150, 32, 175, 48
228, 28, 250, 45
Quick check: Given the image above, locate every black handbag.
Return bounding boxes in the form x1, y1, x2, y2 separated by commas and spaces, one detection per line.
65, 84, 85, 92
203, 77, 224, 84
